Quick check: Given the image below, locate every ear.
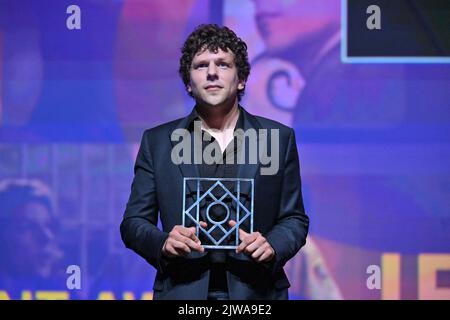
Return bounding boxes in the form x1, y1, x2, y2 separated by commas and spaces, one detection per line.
187, 85, 192, 92
237, 80, 245, 91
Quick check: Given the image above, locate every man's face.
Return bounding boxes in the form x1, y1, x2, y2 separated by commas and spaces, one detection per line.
5, 201, 62, 278
187, 48, 245, 108
253, 0, 340, 51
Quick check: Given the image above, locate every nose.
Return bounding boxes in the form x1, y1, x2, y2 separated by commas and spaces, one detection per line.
38, 226, 55, 244
207, 62, 218, 80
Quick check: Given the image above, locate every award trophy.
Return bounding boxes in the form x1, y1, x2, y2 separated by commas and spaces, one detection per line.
182, 177, 254, 249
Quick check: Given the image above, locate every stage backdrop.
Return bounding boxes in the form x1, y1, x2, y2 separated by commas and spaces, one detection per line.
1, 0, 449, 300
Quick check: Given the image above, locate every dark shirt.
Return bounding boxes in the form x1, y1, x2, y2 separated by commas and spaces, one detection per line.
186, 106, 244, 291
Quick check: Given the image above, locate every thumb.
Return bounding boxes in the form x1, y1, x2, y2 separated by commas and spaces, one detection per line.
229, 220, 248, 239
187, 226, 199, 241
228, 220, 237, 228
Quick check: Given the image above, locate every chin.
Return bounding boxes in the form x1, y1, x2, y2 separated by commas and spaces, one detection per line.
204, 98, 226, 107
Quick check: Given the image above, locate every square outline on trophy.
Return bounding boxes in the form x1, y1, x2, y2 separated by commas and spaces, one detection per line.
182, 177, 254, 249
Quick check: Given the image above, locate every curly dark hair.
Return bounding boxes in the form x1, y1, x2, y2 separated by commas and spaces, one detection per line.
179, 24, 251, 101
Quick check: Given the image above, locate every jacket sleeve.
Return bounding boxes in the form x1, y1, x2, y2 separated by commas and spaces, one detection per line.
120, 130, 170, 274
264, 128, 309, 275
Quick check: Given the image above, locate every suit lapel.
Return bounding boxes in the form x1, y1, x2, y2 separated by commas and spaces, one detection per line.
169, 108, 201, 188
236, 107, 263, 197
169, 108, 205, 221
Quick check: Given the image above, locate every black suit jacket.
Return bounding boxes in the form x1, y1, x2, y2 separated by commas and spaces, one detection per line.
120, 106, 309, 300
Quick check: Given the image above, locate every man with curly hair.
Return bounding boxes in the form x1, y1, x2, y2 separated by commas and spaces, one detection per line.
120, 24, 309, 300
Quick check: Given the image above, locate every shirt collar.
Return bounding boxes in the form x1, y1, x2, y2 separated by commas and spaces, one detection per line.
186, 105, 244, 132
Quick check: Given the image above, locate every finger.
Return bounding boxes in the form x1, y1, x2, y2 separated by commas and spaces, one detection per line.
172, 232, 202, 251
236, 233, 250, 253
188, 226, 199, 242
165, 240, 187, 257
192, 223, 207, 245
236, 233, 258, 254
229, 220, 249, 240
257, 249, 273, 262
182, 236, 205, 252
178, 226, 199, 242
236, 233, 254, 253
173, 238, 201, 256
166, 247, 178, 257
251, 243, 268, 259
172, 240, 191, 254
246, 236, 266, 254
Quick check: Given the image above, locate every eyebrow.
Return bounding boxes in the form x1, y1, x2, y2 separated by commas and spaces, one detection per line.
192, 57, 233, 65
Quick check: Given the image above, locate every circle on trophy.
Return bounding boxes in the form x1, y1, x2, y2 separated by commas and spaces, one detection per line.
206, 201, 230, 225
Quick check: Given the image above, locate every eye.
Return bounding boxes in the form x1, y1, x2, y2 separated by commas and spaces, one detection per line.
218, 62, 229, 68
195, 63, 207, 69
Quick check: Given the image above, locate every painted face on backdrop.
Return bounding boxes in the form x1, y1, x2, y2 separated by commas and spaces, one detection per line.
3, 201, 62, 278
187, 48, 245, 108
252, 0, 340, 51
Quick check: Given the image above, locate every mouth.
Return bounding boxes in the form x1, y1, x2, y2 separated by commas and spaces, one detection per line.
205, 85, 223, 91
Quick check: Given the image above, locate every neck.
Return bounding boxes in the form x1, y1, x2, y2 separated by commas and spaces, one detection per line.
196, 99, 239, 130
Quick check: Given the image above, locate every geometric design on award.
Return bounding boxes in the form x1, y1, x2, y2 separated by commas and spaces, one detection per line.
182, 177, 254, 249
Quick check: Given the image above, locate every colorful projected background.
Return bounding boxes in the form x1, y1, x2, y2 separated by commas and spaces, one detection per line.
1, 0, 449, 300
